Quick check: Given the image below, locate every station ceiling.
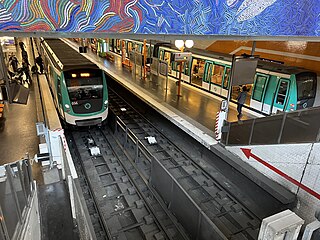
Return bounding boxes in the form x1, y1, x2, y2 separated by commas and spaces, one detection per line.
0, 1, 319, 41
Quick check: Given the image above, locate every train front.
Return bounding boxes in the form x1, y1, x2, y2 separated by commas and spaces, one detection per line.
63, 68, 108, 126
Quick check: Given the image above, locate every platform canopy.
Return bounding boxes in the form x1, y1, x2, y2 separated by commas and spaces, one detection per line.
0, 0, 319, 41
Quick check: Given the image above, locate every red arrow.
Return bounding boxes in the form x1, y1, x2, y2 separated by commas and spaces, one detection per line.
241, 148, 320, 200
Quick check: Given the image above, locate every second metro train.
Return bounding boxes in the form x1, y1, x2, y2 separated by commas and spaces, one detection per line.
95, 38, 318, 115
39, 38, 108, 126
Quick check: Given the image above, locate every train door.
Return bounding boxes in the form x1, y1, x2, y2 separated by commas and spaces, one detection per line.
202, 61, 213, 91
271, 79, 290, 113
209, 63, 224, 95
182, 59, 191, 82
221, 67, 231, 97
159, 49, 165, 60
250, 74, 269, 112
57, 77, 65, 119
190, 58, 205, 87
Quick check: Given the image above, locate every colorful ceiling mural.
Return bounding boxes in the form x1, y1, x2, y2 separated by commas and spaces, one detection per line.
0, 0, 318, 37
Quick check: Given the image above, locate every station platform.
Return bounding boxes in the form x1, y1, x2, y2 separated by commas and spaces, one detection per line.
0, 38, 79, 240
0, 38, 39, 166
63, 39, 258, 149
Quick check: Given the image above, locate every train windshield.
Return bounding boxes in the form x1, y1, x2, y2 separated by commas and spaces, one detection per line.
65, 70, 103, 101
296, 72, 317, 101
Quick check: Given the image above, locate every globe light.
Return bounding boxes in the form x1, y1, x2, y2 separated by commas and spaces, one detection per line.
185, 40, 194, 48
175, 40, 184, 50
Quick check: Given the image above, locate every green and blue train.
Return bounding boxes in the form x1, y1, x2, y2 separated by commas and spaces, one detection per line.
98, 38, 318, 115
40, 38, 108, 126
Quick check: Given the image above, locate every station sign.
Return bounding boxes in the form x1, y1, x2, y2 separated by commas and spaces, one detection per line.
173, 52, 192, 62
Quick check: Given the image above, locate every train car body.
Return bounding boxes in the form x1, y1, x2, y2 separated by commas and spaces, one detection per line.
41, 38, 108, 126
98, 38, 318, 115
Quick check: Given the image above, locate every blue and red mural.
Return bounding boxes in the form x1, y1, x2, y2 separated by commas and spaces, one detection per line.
0, 0, 319, 36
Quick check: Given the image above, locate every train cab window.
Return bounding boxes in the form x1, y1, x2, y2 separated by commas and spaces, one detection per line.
191, 58, 205, 86
276, 80, 289, 105
252, 75, 268, 102
210, 64, 224, 86
296, 72, 317, 101
223, 67, 231, 89
65, 70, 103, 101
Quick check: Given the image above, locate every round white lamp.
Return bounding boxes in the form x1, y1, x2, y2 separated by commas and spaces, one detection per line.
175, 40, 184, 50
185, 40, 194, 49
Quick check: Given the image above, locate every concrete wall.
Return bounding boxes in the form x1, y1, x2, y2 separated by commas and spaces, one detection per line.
0, 1, 318, 37
227, 143, 320, 224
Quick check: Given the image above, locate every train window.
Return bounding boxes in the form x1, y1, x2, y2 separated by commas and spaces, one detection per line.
191, 58, 205, 86
223, 67, 231, 89
57, 77, 62, 104
184, 60, 191, 76
252, 75, 268, 102
127, 41, 133, 53
276, 80, 289, 105
203, 62, 212, 83
159, 50, 164, 60
296, 72, 317, 100
164, 51, 171, 62
116, 39, 121, 53
210, 64, 224, 86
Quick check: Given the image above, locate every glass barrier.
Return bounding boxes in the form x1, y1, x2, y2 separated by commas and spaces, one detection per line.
281, 109, 320, 144
251, 114, 283, 145
0, 159, 34, 240
222, 106, 320, 146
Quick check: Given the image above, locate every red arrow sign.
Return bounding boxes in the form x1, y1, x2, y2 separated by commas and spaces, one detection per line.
241, 148, 320, 200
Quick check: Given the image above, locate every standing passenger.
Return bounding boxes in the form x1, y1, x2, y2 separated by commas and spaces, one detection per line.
10, 55, 19, 72
236, 86, 248, 120
35, 55, 44, 74
22, 59, 31, 84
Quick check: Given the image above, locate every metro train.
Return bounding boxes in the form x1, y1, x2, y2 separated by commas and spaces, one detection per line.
96, 38, 318, 115
40, 38, 108, 126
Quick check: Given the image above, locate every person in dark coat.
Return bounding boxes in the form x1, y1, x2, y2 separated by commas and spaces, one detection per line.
21, 49, 29, 64
35, 55, 44, 74
19, 41, 26, 51
22, 58, 31, 84
10, 55, 19, 72
236, 86, 248, 120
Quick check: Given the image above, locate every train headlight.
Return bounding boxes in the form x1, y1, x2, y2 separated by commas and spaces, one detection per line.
65, 104, 70, 109
104, 100, 108, 105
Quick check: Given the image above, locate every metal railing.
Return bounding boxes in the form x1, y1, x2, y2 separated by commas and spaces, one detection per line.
109, 109, 228, 240
0, 157, 35, 240
59, 136, 97, 240
222, 106, 320, 146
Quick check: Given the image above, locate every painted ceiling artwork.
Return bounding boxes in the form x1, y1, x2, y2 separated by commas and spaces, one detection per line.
0, 0, 319, 36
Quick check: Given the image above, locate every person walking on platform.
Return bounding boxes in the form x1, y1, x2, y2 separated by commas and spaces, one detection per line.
19, 41, 26, 51
21, 49, 29, 65
35, 54, 44, 74
22, 58, 31, 84
236, 86, 248, 120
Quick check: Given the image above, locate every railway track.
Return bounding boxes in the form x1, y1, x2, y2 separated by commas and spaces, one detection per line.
67, 127, 188, 240
107, 88, 261, 240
